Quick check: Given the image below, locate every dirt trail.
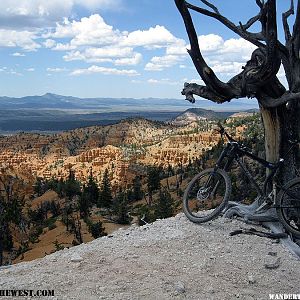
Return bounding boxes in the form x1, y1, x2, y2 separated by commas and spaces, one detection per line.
0, 214, 299, 300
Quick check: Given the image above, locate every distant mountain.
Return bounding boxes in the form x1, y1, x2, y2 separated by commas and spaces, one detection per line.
0, 93, 259, 132
170, 108, 235, 125
0, 93, 258, 111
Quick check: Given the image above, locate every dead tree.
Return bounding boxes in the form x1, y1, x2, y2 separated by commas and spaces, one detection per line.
175, 0, 300, 185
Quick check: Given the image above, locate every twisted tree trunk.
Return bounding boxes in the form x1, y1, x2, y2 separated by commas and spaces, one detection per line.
175, 0, 300, 186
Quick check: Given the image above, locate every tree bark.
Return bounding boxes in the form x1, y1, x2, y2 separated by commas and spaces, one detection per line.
259, 99, 300, 182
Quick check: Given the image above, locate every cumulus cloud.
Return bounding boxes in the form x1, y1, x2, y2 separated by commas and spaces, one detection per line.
70, 65, 140, 76
146, 34, 256, 74
0, 29, 40, 51
211, 62, 245, 76
63, 47, 141, 66
47, 14, 121, 47
115, 53, 143, 66
145, 55, 185, 71
43, 39, 56, 48
0, 0, 123, 29
46, 14, 186, 69
122, 25, 184, 49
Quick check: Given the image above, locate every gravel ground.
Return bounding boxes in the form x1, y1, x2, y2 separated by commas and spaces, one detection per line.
0, 214, 299, 300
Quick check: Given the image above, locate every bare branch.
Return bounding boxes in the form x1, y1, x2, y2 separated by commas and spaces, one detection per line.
258, 91, 300, 108
174, 0, 236, 99
185, 1, 266, 48
292, 0, 300, 53
181, 82, 231, 104
282, 0, 294, 43
239, 14, 260, 31
175, 0, 282, 105
199, 0, 220, 14
256, 0, 264, 9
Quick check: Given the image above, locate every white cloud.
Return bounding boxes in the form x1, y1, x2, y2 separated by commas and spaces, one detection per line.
74, 0, 122, 10
147, 78, 179, 86
166, 40, 187, 55
145, 55, 184, 71
63, 46, 140, 65
11, 52, 26, 57
43, 39, 56, 48
47, 67, 68, 72
115, 53, 142, 66
146, 34, 256, 73
26, 68, 35, 72
53, 43, 76, 51
122, 25, 183, 49
198, 34, 224, 52
47, 14, 121, 47
46, 15, 187, 69
211, 62, 245, 76
0, 1, 123, 29
5, 68, 23, 76
70, 65, 140, 76
0, 29, 40, 51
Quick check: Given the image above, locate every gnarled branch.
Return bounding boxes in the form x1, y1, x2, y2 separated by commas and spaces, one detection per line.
185, 1, 266, 47
292, 0, 300, 57
182, 83, 231, 104
258, 91, 300, 108
175, 0, 237, 100
282, 0, 294, 43
176, 0, 282, 108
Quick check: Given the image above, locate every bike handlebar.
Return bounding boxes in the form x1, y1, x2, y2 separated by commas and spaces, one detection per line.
214, 122, 237, 143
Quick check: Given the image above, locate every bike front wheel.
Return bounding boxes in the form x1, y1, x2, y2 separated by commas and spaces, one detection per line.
275, 177, 300, 238
183, 168, 231, 223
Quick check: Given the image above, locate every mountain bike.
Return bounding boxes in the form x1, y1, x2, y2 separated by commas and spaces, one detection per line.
183, 123, 300, 238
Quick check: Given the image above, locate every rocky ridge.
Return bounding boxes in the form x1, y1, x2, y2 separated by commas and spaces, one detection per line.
0, 213, 298, 300
0, 118, 221, 187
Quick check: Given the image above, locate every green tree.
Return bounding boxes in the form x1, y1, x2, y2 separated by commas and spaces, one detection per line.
0, 175, 25, 265
85, 218, 107, 238
147, 166, 161, 205
85, 171, 99, 205
34, 177, 43, 196
64, 170, 81, 200
98, 169, 113, 208
154, 189, 174, 219
132, 175, 143, 201
112, 189, 132, 225
78, 187, 91, 218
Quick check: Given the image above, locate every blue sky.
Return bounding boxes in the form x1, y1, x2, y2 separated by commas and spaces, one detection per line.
0, 0, 291, 99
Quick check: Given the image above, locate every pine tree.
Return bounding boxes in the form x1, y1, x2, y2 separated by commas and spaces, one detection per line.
98, 169, 113, 208
147, 166, 161, 205
154, 189, 174, 219
86, 170, 99, 205
34, 177, 43, 196
79, 171, 99, 217
0, 175, 25, 265
132, 175, 143, 201
85, 218, 107, 238
78, 186, 91, 218
112, 189, 132, 224
64, 170, 81, 200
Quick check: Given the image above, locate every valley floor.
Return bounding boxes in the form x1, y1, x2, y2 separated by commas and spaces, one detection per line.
0, 214, 299, 300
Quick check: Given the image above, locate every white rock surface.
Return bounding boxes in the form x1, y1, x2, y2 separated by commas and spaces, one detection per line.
0, 213, 299, 300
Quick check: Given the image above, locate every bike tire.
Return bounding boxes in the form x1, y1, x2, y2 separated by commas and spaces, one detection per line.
275, 177, 300, 238
183, 168, 231, 223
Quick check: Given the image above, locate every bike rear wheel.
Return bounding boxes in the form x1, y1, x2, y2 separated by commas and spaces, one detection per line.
183, 168, 231, 223
276, 177, 300, 238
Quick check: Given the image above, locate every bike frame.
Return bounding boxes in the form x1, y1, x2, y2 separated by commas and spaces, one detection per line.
213, 141, 283, 199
